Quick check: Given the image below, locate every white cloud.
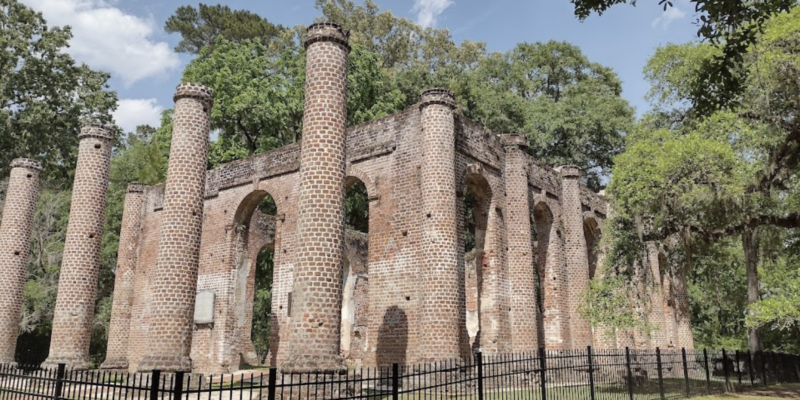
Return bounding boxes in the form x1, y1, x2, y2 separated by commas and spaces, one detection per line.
412, 0, 454, 28
20, 0, 180, 86
651, 1, 687, 29
113, 98, 164, 133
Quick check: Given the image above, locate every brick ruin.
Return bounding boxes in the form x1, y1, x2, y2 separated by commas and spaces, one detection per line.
0, 23, 694, 373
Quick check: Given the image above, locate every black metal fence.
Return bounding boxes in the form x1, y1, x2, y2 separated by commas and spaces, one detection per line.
2, 348, 799, 400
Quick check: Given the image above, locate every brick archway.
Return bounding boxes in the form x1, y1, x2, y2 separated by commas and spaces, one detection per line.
583, 216, 601, 279
346, 165, 379, 202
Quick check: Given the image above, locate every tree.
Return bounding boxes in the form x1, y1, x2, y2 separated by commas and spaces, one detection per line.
460, 41, 634, 188
182, 35, 406, 164
570, 0, 796, 113
603, 7, 800, 352
0, 0, 118, 181
164, 3, 287, 55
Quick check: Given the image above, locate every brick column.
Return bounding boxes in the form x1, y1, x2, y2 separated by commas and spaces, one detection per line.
0, 159, 42, 364
501, 134, 539, 352
45, 125, 115, 369
645, 242, 668, 349
671, 265, 694, 350
101, 183, 145, 369
138, 84, 213, 372
284, 23, 350, 373
418, 89, 460, 361
558, 165, 593, 348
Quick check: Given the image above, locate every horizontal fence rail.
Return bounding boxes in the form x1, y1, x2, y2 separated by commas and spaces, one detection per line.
1, 348, 799, 400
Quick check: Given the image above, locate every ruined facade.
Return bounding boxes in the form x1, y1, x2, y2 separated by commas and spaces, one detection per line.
0, 23, 693, 374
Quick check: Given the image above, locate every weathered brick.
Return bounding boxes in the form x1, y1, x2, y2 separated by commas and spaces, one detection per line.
44, 126, 115, 370
0, 159, 42, 364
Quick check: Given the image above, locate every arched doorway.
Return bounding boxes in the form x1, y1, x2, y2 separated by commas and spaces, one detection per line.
584, 218, 600, 280
232, 191, 278, 367
459, 172, 492, 357
341, 177, 369, 364
534, 201, 565, 348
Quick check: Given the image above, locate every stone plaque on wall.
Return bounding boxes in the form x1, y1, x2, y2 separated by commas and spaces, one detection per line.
194, 291, 215, 324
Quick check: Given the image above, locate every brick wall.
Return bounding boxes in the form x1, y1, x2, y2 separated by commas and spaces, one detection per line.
44, 21, 695, 375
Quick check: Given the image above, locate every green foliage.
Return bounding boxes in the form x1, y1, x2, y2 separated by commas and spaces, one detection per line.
609, 129, 745, 235
251, 247, 273, 358
570, 0, 797, 113
687, 240, 749, 350
581, 216, 647, 331
164, 3, 286, 55
582, 274, 648, 333
0, 0, 117, 181
182, 36, 406, 164
460, 41, 634, 189
344, 181, 369, 233
603, 6, 800, 350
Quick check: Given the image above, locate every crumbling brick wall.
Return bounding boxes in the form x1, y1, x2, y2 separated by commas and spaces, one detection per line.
89, 21, 690, 375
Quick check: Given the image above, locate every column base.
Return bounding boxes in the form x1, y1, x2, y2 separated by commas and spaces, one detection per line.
99, 358, 129, 370
280, 354, 346, 374
42, 356, 91, 370
137, 355, 192, 372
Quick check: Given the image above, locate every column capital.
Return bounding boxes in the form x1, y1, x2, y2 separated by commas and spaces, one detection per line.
10, 158, 42, 172
558, 165, 581, 179
79, 124, 115, 141
304, 22, 351, 52
419, 88, 456, 110
127, 183, 146, 194
174, 83, 213, 110
500, 133, 529, 151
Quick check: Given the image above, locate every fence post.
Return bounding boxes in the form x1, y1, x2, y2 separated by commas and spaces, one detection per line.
172, 371, 184, 400
392, 363, 399, 400
150, 370, 162, 400
703, 349, 711, 394
539, 347, 547, 400
625, 347, 634, 400
656, 348, 665, 400
722, 349, 730, 392
587, 346, 595, 400
267, 367, 277, 400
53, 363, 66, 400
682, 348, 690, 397
735, 350, 742, 387
476, 352, 484, 400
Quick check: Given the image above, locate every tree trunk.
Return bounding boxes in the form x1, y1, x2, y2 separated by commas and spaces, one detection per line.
742, 226, 763, 353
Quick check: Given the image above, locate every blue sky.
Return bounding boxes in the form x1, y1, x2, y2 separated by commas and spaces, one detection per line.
20, 0, 699, 133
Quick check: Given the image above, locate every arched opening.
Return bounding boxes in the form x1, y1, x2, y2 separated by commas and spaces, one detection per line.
341, 177, 369, 364
533, 202, 555, 347
584, 218, 600, 280
460, 172, 492, 357
232, 191, 278, 367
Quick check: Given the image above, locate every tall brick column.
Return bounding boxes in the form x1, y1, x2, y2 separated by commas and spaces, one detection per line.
559, 166, 593, 348
672, 266, 695, 349
645, 242, 668, 349
501, 134, 539, 351
101, 183, 145, 370
284, 23, 350, 373
138, 84, 213, 372
45, 125, 115, 369
418, 89, 460, 361
0, 159, 42, 364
